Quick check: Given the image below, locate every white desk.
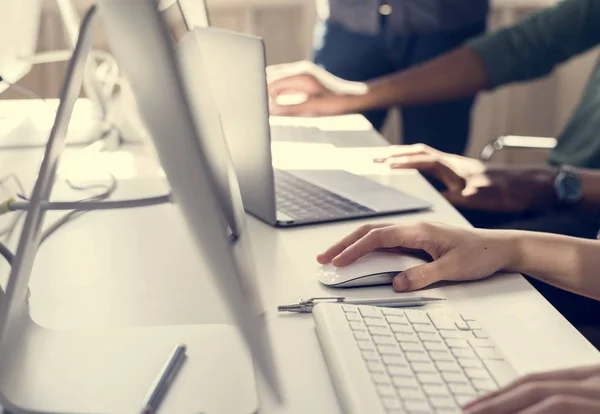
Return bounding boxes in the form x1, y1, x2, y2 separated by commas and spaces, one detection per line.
0, 100, 598, 413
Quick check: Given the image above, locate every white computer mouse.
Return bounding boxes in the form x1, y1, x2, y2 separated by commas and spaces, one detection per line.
317, 251, 429, 288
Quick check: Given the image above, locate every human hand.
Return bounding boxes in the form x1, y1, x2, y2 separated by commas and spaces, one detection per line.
464, 365, 600, 413
317, 222, 518, 292
374, 144, 557, 213
266, 60, 368, 116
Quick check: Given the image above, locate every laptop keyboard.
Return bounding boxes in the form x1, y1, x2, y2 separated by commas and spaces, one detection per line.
275, 170, 374, 221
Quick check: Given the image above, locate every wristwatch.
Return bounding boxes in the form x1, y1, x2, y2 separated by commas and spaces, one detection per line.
554, 165, 583, 205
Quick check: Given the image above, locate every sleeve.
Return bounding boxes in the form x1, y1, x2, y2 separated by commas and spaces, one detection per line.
467, 0, 600, 89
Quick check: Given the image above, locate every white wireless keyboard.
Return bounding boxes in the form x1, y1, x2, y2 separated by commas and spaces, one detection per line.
313, 303, 518, 414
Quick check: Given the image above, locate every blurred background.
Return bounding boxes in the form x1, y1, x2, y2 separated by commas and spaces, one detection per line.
2, 0, 599, 162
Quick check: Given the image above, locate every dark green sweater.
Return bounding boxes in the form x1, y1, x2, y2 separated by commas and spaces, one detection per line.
468, 0, 600, 168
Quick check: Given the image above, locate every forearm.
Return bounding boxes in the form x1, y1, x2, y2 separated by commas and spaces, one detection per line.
506, 231, 600, 301
356, 46, 489, 111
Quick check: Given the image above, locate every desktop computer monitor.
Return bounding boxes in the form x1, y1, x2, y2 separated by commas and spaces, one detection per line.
0, 0, 41, 93
0, 1, 98, 364
99, 0, 282, 401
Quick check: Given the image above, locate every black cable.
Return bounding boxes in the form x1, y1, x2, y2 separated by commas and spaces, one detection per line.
0, 240, 14, 265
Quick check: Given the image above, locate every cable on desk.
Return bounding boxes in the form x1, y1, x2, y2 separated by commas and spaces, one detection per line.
38, 177, 117, 244
7, 194, 171, 212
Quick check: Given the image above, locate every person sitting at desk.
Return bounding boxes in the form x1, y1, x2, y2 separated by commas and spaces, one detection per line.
318, 221, 600, 413
268, 0, 600, 240
308, 0, 489, 155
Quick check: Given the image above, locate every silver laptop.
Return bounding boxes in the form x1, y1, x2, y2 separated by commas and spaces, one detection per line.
186, 28, 431, 227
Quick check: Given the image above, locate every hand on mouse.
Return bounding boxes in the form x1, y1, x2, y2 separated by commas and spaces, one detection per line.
317, 223, 519, 292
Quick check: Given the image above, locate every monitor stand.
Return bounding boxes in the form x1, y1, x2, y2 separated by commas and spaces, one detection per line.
0, 292, 259, 414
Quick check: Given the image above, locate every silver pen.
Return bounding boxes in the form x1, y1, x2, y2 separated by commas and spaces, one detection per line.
140, 344, 187, 414
277, 296, 445, 313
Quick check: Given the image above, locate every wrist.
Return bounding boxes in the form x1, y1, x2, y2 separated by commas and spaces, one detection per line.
361, 78, 402, 111
497, 230, 527, 273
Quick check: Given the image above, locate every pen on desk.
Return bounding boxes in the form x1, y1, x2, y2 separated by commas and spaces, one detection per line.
140, 344, 187, 414
277, 296, 445, 313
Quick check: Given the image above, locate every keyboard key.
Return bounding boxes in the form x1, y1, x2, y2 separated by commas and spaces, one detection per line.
418, 332, 442, 342
465, 367, 491, 380
445, 338, 469, 349
398, 388, 426, 401
430, 396, 457, 409
369, 326, 393, 336
458, 357, 483, 369
382, 355, 407, 366
377, 385, 398, 397
467, 321, 482, 330
435, 361, 461, 373
392, 376, 419, 388
388, 365, 414, 378
395, 332, 419, 343
358, 341, 375, 351
378, 345, 403, 355
472, 378, 497, 392
365, 317, 389, 327
349, 321, 367, 331
372, 373, 392, 385
483, 359, 518, 386
451, 348, 476, 358
362, 351, 380, 361
468, 338, 495, 348
411, 361, 436, 373
440, 330, 464, 339
400, 342, 425, 352
454, 320, 469, 331
360, 306, 382, 318
461, 314, 477, 322
406, 311, 430, 325
382, 308, 407, 317
454, 394, 477, 406
417, 372, 443, 385
429, 351, 454, 362
342, 305, 359, 313
374, 336, 396, 346
390, 323, 414, 334
345, 313, 362, 322
423, 384, 450, 397
429, 314, 456, 330
367, 362, 386, 373
449, 383, 476, 396
404, 400, 432, 413
424, 342, 448, 352
353, 331, 370, 341
382, 397, 403, 409
406, 352, 430, 362
414, 324, 437, 333
473, 330, 489, 339
474, 347, 503, 361
441, 372, 469, 384
385, 315, 409, 325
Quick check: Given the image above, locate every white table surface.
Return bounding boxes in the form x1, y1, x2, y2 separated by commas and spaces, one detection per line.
0, 101, 598, 413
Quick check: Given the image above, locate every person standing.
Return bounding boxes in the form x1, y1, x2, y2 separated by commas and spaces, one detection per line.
311, 0, 489, 154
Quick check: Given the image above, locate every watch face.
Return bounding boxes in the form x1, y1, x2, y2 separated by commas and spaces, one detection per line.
558, 172, 583, 203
